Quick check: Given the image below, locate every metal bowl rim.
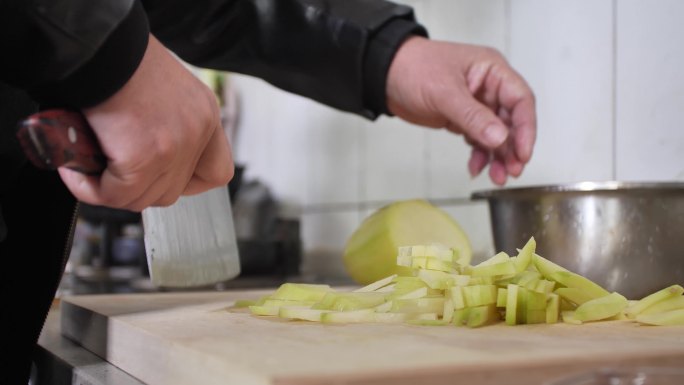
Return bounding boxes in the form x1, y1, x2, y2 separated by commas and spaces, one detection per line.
471, 181, 684, 200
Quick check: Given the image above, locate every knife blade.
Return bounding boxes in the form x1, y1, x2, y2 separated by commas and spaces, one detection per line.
17, 109, 241, 287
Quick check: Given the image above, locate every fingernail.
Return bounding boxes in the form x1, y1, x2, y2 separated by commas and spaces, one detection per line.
483, 125, 508, 147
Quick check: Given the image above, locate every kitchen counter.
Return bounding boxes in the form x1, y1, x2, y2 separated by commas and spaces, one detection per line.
34, 302, 143, 385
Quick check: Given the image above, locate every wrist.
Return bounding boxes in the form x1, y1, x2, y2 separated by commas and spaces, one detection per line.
363, 19, 428, 118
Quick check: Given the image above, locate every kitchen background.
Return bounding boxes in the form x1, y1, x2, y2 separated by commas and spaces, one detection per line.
227, 0, 684, 283
63, 0, 684, 293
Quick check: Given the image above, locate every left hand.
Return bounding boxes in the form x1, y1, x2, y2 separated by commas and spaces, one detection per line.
386, 36, 537, 186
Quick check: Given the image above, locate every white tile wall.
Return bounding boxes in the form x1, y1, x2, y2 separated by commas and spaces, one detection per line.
306, 111, 365, 205
230, 0, 684, 281
418, 0, 509, 199
616, 0, 684, 181
362, 116, 427, 202
507, 0, 615, 186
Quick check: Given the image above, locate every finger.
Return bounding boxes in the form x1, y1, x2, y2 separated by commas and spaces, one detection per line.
183, 124, 234, 196
488, 157, 508, 186
497, 138, 524, 178
183, 177, 222, 197
497, 71, 537, 163
509, 96, 537, 163
121, 171, 183, 211
59, 166, 157, 209
468, 147, 489, 178
471, 66, 501, 113
437, 88, 509, 150
58, 168, 103, 206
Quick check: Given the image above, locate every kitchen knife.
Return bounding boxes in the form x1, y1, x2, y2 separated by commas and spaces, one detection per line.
16, 109, 241, 287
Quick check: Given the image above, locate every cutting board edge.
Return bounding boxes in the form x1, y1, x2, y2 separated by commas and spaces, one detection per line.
274, 351, 684, 385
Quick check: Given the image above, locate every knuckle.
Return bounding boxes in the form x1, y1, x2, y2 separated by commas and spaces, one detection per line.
482, 46, 504, 61
462, 105, 488, 131
152, 136, 178, 164
210, 163, 235, 187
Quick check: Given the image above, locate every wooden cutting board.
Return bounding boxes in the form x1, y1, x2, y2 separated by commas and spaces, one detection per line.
61, 291, 684, 385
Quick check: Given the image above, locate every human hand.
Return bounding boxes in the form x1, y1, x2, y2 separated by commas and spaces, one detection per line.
386, 37, 536, 185
58, 35, 234, 211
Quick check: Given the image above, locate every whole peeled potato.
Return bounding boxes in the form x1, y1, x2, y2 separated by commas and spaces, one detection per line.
343, 199, 472, 284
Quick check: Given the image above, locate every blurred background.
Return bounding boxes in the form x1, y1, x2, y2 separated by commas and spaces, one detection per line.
59, 0, 684, 295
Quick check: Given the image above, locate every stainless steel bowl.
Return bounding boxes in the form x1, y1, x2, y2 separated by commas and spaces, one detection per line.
472, 182, 684, 299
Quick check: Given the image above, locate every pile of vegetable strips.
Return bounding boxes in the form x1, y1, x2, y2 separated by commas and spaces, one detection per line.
235, 237, 684, 327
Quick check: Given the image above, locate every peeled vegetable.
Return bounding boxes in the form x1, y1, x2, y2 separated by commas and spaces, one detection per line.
342, 199, 472, 284
237, 237, 684, 327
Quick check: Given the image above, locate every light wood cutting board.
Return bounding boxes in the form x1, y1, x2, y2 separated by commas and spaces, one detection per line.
61, 291, 684, 385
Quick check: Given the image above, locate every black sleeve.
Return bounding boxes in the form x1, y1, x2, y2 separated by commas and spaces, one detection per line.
0, 0, 150, 108
143, 0, 427, 119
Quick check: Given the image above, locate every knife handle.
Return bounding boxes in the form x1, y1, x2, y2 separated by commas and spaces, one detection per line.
16, 109, 106, 175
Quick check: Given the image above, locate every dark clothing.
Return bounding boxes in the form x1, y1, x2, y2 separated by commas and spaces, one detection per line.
0, 0, 426, 383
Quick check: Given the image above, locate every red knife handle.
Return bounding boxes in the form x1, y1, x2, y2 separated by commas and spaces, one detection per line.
16, 109, 106, 175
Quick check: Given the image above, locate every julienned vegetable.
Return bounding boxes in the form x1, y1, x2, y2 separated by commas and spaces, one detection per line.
236, 237, 684, 327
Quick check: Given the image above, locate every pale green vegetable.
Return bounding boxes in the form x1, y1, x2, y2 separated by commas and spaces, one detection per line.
391, 287, 428, 300
535, 279, 556, 294
468, 260, 517, 277
417, 269, 456, 290
562, 311, 582, 325
462, 285, 498, 307
271, 283, 332, 302
279, 307, 330, 322
548, 271, 611, 300
636, 309, 684, 326
574, 292, 628, 322
449, 286, 466, 310
442, 290, 455, 323
640, 296, 684, 315
233, 299, 258, 308
321, 309, 375, 324
354, 274, 397, 292
505, 284, 520, 326
248, 305, 280, 316
513, 237, 536, 273
452, 307, 471, 326
546, 294, 560, 324
496, 288, 508, 307
465, 305, 499, 328
516, 271, 542, 291
533, 253, 568, 279
625, 285, 684, 319
475, 251, 511, 267
240, 235, 681, 329
519, 287, 547, 324
343, 199, 472, 284
263, 299, 315, 307
391, 298, 445, 315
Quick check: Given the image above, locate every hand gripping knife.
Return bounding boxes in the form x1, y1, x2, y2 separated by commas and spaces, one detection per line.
16, 109, 241, 288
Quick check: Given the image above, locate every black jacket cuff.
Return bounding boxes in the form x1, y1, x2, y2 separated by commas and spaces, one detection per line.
363, 18, 428, 118
29, 1, 149, 108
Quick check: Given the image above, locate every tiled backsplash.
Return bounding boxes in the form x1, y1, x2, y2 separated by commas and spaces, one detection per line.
229, 0, 684, 283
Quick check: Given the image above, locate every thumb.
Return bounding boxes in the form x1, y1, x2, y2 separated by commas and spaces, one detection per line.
58, 167, 102, 205
440, 91, 509, 149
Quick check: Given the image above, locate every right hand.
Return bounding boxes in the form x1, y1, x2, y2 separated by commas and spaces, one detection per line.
58, 35, 234, 212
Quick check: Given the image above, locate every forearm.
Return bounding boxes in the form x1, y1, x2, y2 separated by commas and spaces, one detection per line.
0, 0, 149, 108
146, 0, 426, 119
